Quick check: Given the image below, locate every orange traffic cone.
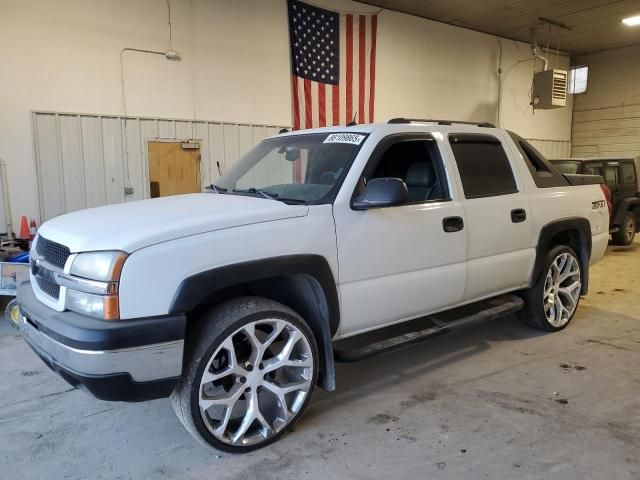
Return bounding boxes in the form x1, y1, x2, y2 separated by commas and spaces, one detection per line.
18, 216, 30, 240
29, 219, 37, 239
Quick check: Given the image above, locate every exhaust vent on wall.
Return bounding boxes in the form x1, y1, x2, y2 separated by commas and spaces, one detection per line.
533, 69, 567, 109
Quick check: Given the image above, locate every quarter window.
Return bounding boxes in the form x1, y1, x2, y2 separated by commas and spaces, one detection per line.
621, 163, 636, 185
603, 166, 618, 190
584, 164, 602, 176
449, 134, 518, 198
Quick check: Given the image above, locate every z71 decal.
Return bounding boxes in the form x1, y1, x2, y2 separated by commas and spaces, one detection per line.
592, 200, 606, 210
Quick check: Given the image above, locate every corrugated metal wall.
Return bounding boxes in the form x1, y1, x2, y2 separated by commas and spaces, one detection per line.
572, 45, 640, 159
525, 139, 571, 159
32, 112, 288, 220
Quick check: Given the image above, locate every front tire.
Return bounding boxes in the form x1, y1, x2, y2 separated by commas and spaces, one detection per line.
519, 245, 582, 332
612, 211, 636, 246
171, 297, 318, 453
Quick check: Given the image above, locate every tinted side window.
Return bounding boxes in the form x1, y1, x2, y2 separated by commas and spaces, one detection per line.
449, 134, 517, 199
507, 131, 569, 188
584, 164, 602, 176
553, 161, 580, 174
603, 166, 618, 190
621, 163, 636, 184
366, 138, 448, 203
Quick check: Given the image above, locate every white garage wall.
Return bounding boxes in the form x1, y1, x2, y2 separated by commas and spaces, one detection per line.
572, 45, 640, 158
0, 0, 572, 227
526, 139, 571, 159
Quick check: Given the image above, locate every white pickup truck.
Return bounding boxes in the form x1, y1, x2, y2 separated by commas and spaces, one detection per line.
17, 119, 609, 452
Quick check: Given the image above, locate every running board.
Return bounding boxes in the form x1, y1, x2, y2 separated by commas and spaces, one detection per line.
333, 294, 524, 362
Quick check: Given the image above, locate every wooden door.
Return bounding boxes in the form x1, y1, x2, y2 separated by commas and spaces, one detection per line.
148, 142, 201, 197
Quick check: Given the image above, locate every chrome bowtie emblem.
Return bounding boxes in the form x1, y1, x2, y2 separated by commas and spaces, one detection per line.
31, 255, 44, 275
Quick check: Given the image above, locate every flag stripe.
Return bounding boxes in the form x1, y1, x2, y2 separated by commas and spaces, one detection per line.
345, 14, 353, 124
332, 84, 339, 126
339, 14, 346, 124
368, 15, 377, 123
311, 81, 319, 127
303, 78, 312, 129
318, 83, 326, 127
292, 75, 301, 130
358, 15, 366, 124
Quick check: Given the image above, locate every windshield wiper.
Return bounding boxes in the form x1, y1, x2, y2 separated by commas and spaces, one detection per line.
277, 198, 308, 205
208, 184, 227, 194
232, 187, 279, 201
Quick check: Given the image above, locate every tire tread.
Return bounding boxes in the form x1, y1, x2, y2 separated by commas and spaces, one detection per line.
171, 296, 317, 452
518, 245, 581, 332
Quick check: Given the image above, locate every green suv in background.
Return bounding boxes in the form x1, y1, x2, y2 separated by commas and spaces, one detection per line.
552, 157, 640, 245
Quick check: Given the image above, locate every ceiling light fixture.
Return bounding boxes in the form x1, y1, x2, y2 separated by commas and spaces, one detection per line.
622, 15, 640, 26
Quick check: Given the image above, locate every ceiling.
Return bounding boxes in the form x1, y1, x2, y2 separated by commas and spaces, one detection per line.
359, 0, 640, 55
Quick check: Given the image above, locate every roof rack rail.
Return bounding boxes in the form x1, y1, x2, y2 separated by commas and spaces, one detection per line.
388, 118, 495, 128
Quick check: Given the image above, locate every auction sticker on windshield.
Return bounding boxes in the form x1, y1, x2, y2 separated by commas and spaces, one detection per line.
323, 133, 365, 145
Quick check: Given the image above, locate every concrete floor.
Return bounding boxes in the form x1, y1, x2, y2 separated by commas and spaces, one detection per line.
1, 242, 639, 480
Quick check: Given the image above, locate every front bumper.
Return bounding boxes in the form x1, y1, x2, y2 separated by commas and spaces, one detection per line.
17, 282, 186, 402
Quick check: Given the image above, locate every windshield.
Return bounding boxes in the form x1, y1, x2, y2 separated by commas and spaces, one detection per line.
214, 133, 367, 204
552, 160, 580, 175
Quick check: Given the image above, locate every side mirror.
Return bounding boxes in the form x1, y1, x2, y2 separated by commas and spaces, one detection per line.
352, 177, 409, 210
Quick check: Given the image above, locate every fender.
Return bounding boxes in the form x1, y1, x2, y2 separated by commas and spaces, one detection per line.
612, 198, 640, 227
169, 255, 339, 332
169, 254, 340, 391
530, 218, 592, 295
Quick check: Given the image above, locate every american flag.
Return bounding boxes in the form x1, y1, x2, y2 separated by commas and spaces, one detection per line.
287, 0, 378, 129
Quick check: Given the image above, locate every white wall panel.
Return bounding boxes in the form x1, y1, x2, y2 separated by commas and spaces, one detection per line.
124, 118, 144, 202
102, 117, 126, 205
80, 116, 107, 210
34, 114, 66, 219
526, 139, 571, 159
32, 112, 287, 220
58, 115, 86, 212
571, 45, 640, 159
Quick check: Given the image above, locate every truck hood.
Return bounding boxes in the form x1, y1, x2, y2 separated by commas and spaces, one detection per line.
38, 194, 309, 253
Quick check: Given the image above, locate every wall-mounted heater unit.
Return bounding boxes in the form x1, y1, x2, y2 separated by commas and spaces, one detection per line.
533, 68, 568, 109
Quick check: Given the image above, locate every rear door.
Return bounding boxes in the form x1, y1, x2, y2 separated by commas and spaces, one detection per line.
620, 161, 637, 197
447, 132, 534, 301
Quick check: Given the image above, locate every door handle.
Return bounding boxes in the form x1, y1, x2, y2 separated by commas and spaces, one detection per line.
511, 208, 527, 223
443, 216, 464, 232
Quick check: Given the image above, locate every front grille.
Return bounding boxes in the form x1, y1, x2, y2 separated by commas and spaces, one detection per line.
35, 275, 60, 299
35, 236, 70, 269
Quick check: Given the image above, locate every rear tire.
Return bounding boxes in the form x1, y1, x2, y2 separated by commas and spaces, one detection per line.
519, 245, 582, 332
612, 211, 636, 246
171, 297, 318, 453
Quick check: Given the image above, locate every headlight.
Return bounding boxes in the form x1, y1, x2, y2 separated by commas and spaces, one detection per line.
70, 251, 127, 281
61, 251, 128, 320
66, 289, 120, 320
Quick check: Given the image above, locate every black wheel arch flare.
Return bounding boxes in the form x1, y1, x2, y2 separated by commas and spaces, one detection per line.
531, 217, 592, 295
169, 254, 339, 391
612, 198, 640, 228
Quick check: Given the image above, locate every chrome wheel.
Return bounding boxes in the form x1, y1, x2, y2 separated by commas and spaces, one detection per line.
624, 216, 636, 243
543, 252, 581, 328
198, 319, 314, 447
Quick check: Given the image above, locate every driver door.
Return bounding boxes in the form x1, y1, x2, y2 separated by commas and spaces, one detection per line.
333, 134, 467, 335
